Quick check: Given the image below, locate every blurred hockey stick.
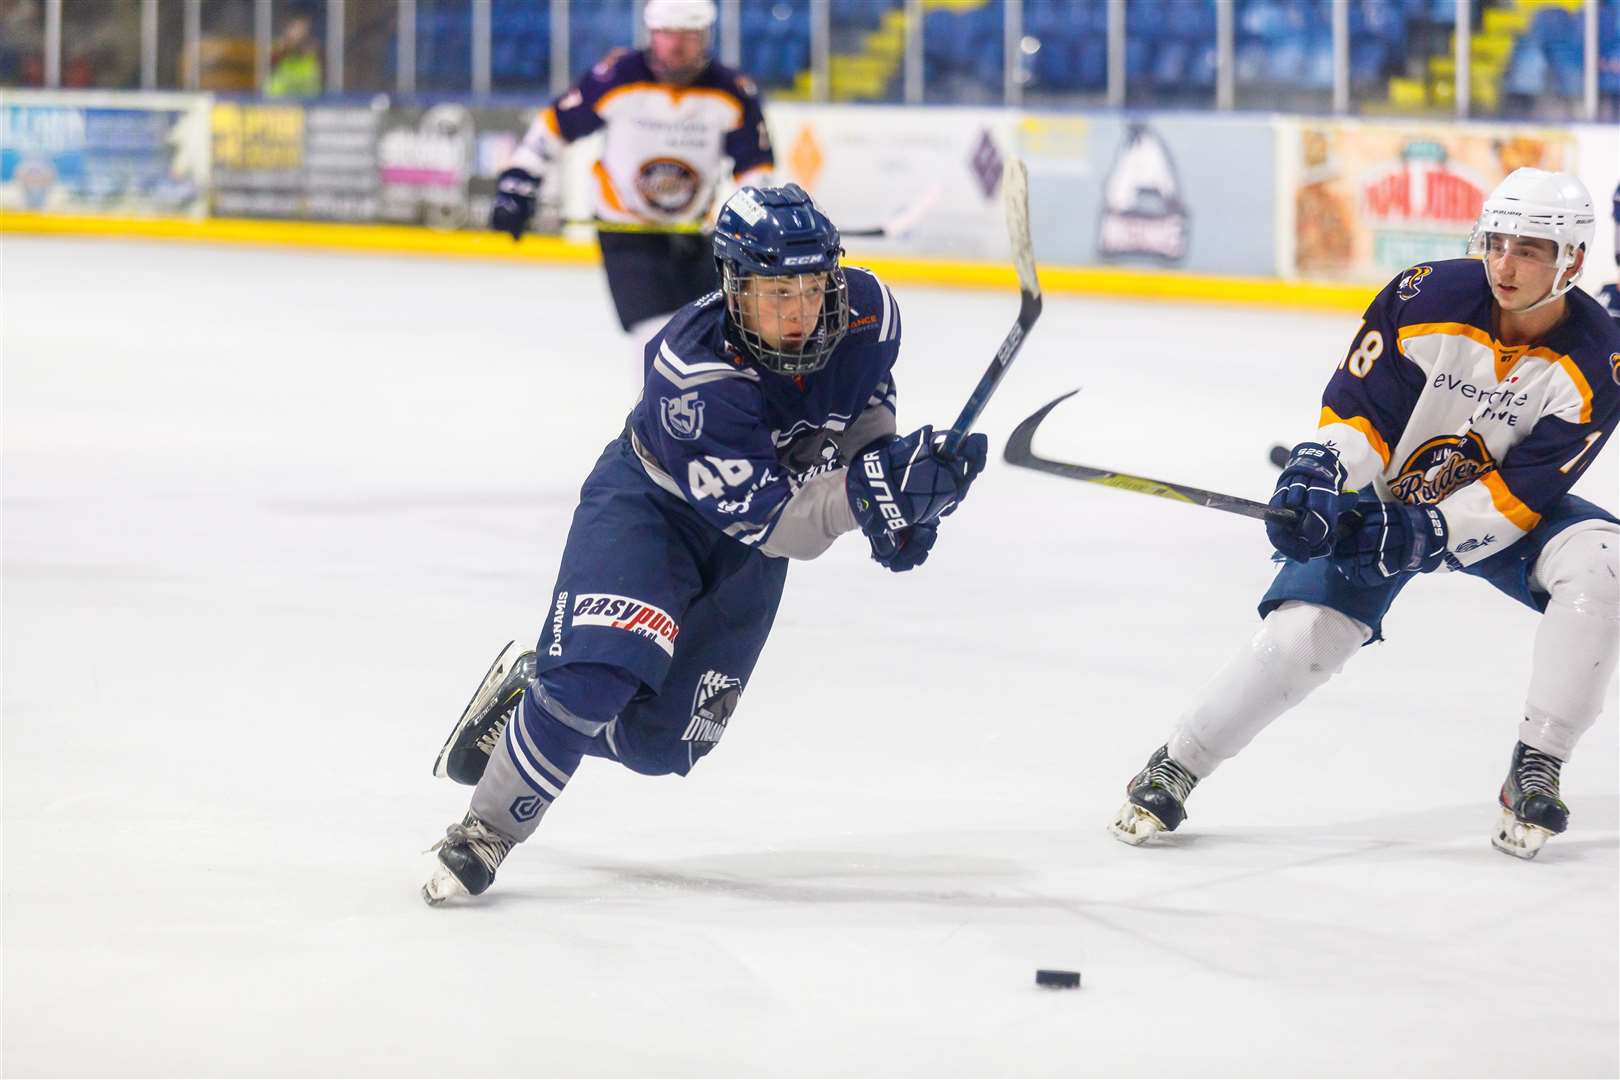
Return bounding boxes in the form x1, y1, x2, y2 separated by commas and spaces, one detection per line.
1003, 391, 1304, 527
553, 184, 944, 240
939, 159, 1042, 457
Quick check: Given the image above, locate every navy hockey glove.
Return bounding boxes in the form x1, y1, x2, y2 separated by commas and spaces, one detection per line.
848, 426, 988, 532
1266, 442, 1357, 562
1330, 497, 1449, 587
867, 521, 939, 573
490, 167, 540, 240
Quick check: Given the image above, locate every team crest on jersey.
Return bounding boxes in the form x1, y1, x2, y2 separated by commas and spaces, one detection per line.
571, 594, 681, 656
637, 157, 702, 214
1609, 351, 1619, 387
660, 391, 706, 441
1397, 265, 1432, 301
1390, 432, 1495, 505
681, 670, 742, 747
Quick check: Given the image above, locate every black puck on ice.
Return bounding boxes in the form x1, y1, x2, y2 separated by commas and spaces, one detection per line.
1035, 969, 1080, 989
1269, 443, 1290, 468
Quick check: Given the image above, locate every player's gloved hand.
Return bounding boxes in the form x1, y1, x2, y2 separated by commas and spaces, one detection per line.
490, 167, 540, 240
866, 521, 939, 573
1266, 442, 1358, 562
1330, 496, 1449, 587
846, 426, 989, 536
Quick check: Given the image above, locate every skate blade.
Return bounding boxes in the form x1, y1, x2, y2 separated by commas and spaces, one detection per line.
433, 640, 523, 779
1108, 802, 1167, 846
1491, 808, 1553, 860
422, 864, 472, 906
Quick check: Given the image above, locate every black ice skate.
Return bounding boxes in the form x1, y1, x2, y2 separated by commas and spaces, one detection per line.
432, 640, 537, 785
1492, 740, 1569, 860
1110, 745, 1199, 846
423, 812, 516, 905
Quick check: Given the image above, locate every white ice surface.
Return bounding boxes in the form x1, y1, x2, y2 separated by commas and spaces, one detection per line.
3, 236, 1616, 1078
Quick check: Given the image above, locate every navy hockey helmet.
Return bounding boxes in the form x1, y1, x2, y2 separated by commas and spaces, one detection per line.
712, 184, 849, 376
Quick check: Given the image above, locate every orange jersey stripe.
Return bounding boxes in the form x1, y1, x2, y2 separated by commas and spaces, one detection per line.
1319, 405, 1392, 468
1482, 471, 1541, 532
594, 82, 744, 127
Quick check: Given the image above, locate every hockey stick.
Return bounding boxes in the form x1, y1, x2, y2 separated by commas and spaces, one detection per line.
1003, 391, 1303, 527
551, 185, 944, 239
939, 158, 1042, 457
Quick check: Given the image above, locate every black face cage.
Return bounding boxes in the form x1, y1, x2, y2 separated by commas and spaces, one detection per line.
721, 263, 850, 376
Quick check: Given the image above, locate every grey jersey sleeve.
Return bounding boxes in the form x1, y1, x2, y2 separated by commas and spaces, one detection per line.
757, 467, 859, 560
832, 403, 898, 459
759, 403, 898, 560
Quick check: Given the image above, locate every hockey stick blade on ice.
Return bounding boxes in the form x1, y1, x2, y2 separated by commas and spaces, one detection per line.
1003, 391, 1303, 527
940, 159, 1042, 457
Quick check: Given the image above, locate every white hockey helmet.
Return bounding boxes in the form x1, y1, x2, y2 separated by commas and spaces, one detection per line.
1466, 167, 1595, 310
644, 0, 717, 32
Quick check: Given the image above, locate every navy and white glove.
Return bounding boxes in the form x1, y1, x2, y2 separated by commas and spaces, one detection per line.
490, 167, 540, 240
1330, 496, 1449, 587
1266, 442, 1357, 562
846, 426, 988, 569
867, 521, 939, 573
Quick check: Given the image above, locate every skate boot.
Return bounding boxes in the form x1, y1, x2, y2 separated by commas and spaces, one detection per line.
1110, 745, 1200, 846
1492, 740, 1569, 860
432, 640, 537, 785
423, 812, 516, 905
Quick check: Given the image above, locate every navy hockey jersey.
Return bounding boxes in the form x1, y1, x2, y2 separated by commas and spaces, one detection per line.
628, 267, 901, 557
1316, 258, 1620, 567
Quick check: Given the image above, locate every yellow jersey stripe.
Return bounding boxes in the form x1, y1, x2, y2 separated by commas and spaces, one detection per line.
1319, 405, 1392, 467
1482, 472, 1541, 532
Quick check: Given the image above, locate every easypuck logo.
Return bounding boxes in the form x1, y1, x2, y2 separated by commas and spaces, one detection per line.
571, 594, 681, 656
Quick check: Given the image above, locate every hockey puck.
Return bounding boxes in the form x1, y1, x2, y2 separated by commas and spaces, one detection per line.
1035, 969, 1080, 989
1269, 443, 1290, 468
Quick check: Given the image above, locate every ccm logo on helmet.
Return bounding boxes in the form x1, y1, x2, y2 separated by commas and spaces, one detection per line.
781, 254, 823, 266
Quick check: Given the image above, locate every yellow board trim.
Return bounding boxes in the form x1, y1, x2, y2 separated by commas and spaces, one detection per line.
1319, 404, 1392, 467
1482, 471, 1541, 532
0, 211, 1377, 311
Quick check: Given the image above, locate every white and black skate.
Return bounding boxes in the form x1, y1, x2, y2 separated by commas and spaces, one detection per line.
1492, 740, 1569, 860
432, 640, 537, 786
423, 812, 516, 905
1110, 745, 1199, 846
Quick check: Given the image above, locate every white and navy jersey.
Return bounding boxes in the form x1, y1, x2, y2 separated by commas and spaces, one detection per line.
1316, 258, 1620, 567
510, 49, 773, 227
627, 267, 902, 559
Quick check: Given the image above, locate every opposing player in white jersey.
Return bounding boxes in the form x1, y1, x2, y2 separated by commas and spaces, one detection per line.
1110, 168, 1620, 860
490, 0, 774, 351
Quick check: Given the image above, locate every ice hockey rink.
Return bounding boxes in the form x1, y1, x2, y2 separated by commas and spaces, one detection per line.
3, 233, 1616, 1078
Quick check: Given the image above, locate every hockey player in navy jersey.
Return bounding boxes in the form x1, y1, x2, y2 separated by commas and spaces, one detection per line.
1111, 168, 1620, 860
490, 0, 774, 354
423, 185, 988, 903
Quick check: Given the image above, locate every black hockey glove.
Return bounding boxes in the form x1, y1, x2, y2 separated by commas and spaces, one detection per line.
490, 167, 540, 240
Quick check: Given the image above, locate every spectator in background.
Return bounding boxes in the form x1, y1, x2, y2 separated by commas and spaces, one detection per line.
267, 13, 321, 98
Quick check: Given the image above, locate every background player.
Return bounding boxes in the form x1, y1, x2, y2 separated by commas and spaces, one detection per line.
489, 0, 774, 377
1110, 168, 1620, 860
424, 185, 988, 903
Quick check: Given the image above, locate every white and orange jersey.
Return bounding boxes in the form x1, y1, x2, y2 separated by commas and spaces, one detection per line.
1316, 259, 1620, 567
509, 48, 773, 227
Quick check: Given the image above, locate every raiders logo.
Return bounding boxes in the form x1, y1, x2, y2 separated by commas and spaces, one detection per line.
636, 157, 701, 214
1390, 432, 1495, 505
1396, 265, 1432, 301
